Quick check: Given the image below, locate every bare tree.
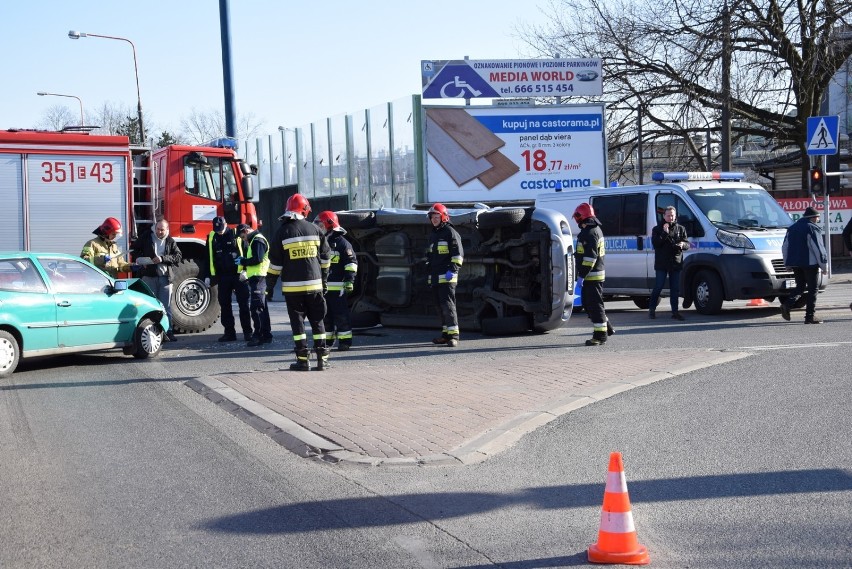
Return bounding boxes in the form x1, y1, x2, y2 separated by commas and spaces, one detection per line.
180, 108, 265, 145
36, 105, 77, 131
524, 0, 852, 181
89, 101, 136, 136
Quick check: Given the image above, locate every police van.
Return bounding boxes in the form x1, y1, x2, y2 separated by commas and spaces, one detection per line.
536, 172, 825, 314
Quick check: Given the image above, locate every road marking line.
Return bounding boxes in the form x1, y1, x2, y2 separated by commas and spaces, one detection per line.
742, 342, 851, 351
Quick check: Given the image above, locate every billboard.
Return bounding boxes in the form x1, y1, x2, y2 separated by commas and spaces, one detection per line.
421, 59, 603, 99
424, 104, 607, 202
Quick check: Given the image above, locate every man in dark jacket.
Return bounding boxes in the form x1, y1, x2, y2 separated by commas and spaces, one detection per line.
267, 194, 332, 371
573, 202, 613, 346
426, 203, 464, 347
649, 206, 690, 320
781, 206, 827, 323
205, 216, 253, 342
131, 219, 182, 341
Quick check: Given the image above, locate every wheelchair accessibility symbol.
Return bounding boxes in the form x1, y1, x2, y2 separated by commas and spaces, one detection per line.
440, 76, 483, 98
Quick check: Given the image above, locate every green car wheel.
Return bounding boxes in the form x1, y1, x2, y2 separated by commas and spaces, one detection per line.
133, 318, 164, 359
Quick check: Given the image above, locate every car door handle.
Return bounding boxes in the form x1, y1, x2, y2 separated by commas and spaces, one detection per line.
57, 300, 71, 307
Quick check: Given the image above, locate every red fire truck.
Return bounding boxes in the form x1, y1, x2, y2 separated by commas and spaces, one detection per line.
0, 129, 258, 333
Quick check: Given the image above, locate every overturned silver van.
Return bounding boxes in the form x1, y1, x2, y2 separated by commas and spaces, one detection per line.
336, 205, 575, 334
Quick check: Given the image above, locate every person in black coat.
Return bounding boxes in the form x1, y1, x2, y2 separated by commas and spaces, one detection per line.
649, 206, 690, 320
131, 219, 182, 341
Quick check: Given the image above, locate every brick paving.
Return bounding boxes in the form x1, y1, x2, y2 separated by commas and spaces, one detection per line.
187, 347, 749, 465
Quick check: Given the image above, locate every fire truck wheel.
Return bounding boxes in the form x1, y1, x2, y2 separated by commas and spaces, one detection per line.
170, 259, 220, 333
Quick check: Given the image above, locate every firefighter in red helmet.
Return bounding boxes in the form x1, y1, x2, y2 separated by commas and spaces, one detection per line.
573, 203, 615, 345
315, 211, 358, 351
426, 203, 464, 347
267, 194, 333, 370
80, 216, 133, 277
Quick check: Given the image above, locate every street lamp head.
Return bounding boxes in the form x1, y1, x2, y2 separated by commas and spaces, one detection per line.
68, 30, 85, 39
37, 92, 48, 96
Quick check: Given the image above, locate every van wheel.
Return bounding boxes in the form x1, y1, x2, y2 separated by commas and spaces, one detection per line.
477, 208, 529, 229
336, 211, 376, 229
693, 270, 724, 314
632, 296, 660, 310
0, 330, 20, 378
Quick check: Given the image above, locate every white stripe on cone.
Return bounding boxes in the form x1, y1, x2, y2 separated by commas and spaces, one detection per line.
606, 471, 628, 493
598, 511, 636, 534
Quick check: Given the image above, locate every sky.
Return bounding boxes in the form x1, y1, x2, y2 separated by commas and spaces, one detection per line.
3, 0, 555, 137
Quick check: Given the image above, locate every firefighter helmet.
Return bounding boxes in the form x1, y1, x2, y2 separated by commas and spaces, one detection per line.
316, 211, 340, 232
285, 193, 311, 218
428, 203, 450, 223
572, 203, 595, 224
98, 217, 123, 237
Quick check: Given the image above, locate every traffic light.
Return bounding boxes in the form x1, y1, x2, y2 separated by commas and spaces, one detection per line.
809, 167, 824, 194
826, 154, 840, 194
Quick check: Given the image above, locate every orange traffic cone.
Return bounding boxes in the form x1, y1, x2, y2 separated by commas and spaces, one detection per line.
747, 298, 769, 307
588, 452, 650, 565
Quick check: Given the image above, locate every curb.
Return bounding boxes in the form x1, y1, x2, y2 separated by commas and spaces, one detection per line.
185, 349, 751, 466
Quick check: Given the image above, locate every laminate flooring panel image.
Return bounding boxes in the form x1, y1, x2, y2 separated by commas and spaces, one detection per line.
426, 116, 493, 186
477, 150, 521, 189
425, 107, 505, 158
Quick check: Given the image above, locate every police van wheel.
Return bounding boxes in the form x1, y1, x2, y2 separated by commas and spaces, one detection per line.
632, 296, 660, 310
693, 270, 724, 315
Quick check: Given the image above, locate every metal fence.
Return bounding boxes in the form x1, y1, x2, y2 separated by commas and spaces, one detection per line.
243, 95, 423, 210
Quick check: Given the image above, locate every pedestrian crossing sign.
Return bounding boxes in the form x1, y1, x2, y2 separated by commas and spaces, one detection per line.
806, 115, 839, 155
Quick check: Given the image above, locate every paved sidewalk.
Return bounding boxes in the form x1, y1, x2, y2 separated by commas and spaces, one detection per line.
187, 347, 749, 466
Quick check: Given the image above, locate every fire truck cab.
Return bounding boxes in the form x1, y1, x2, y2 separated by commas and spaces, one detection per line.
0, 129, 258, 333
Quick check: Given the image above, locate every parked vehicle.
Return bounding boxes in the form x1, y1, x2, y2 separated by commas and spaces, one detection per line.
335, 205, 575, 335
0, 130, 258, 333
536, 171, 828, 314
0, 252, 169, 378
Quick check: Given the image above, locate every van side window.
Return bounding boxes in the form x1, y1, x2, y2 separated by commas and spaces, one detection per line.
591, 193, 648, 235
654, 195, 705, 238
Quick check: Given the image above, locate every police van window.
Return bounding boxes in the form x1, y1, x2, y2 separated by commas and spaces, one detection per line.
689, 188, 791, 229
591, 193, 648, 235
655, 195, 704, 237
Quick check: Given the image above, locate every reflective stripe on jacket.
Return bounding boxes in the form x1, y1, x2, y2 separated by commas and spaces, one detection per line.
268, 218, 331, 294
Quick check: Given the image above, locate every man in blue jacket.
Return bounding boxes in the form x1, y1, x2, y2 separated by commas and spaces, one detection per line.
781, 206, 827, 324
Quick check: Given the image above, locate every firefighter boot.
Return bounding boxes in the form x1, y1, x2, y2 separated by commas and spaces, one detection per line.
432, 334, 449, 345
585, 331, 608, 346
289, 348, 311, 372
314, 346, 331, 371
606, 321, 616, 336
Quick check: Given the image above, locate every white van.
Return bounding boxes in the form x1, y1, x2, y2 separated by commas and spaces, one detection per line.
536, 172, 826, 314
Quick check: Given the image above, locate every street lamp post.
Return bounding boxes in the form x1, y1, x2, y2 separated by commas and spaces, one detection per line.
68, 30, 144, 144
37, 91, 84, 126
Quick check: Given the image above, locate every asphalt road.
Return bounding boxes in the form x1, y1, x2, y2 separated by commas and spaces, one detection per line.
1, 280, 850, 568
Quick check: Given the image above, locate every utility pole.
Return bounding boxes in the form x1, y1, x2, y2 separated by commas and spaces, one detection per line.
720, 0, 732, 170
219, 0, 236, 140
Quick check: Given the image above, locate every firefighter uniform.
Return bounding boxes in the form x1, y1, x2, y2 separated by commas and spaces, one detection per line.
427, 220, 464, 345
206, 226, 253, 341
575, 217, 610, 345
81, 235, 132, 277
238, 228, 273, 346
268, 216, 332, 370
323, 230, 358, 351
